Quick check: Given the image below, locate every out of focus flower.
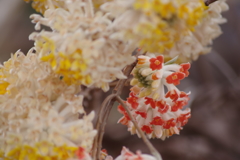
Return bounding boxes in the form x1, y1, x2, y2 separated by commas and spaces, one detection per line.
118, 55, 191, 140
101, 0, 206, 53
100, 149, 113, 160
0, 50, 96, 160
0, 50, 79, 99
162, 0, 229, 62
30, 0, 135, 91
115, 147, 156, 160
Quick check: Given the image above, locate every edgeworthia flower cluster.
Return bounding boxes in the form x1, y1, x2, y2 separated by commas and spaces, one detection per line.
118, 55, 191, 140
0, 50, 96, 160
29, 0, 136, 91
162, 0, 229, 62
0, 0, 228, 159
101, 0, 228, 62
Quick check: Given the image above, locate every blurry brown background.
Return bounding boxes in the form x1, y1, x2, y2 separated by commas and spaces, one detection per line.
1, 0, 240, 160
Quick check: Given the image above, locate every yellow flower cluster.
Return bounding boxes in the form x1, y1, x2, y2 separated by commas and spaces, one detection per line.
134, 0, 206, 27
0, 51, 95, 160
36, 37, 92, 86
132, 0, 207, 53
0, 142, 77, 160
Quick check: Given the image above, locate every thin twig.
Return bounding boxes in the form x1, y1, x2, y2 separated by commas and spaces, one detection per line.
115, 96, 162, 160
92, 49, 140, 160
92, 94, 117, 160
94, 61, 137, 159
96, 100, 115, 155
205, 0, 218, 6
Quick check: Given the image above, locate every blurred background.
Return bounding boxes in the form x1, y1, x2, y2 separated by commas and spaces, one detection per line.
1, 0, 240, 160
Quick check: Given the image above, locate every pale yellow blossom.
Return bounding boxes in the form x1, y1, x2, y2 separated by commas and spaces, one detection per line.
0, 50, 96, 160
101, 0, 206, 53
30, 0, 135, 91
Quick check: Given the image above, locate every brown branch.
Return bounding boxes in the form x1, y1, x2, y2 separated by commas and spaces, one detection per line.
91, 94, 117, 160
96, 99, 115, 156
205, 0, 218, 6
115, 96, 162, 160
92, 49, 143, 160
92, 61, 137, 160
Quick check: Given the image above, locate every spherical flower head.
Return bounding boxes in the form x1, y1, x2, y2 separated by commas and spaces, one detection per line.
119, 55, 191, 140
30, 0, 135, 91
0, 50, 96, 159
160, 0, 229, 63
0, 99, 96, 160
101, 0, 206, 53
115, 147, 156, 160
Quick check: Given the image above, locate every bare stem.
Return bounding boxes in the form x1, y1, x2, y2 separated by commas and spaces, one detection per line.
205, 0, 218, 6
115, 96, 162, 160
92, 49, 140, 160
96, 100, 115, 156
92, 94, 117, 160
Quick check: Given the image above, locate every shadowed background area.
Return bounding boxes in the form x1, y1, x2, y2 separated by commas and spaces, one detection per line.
0, 0, 240, 160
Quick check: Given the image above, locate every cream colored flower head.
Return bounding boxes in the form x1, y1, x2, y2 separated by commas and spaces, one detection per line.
0, 50, 96, 160
30, 0, 136, 92
161, 0, 229, 63
101, 0, 228, 63
101, 0, 207, 53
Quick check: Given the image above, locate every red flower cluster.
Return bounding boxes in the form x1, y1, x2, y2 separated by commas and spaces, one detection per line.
118, 89, 191, 138
118, 55, 192, 139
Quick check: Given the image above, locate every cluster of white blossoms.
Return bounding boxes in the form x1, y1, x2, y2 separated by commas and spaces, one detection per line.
118, 55, 191, 140
162, 0, 229, 62
101, 0, 206, 51
29, 0, 136, 91
101, 0, 228, 63
0, 50, 96, 160
0, 0, 228, 159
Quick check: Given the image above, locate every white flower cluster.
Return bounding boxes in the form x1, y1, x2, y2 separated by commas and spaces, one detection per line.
0, 50, 96, 159
162, 0, 229, 62
30, 0, 135, 91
